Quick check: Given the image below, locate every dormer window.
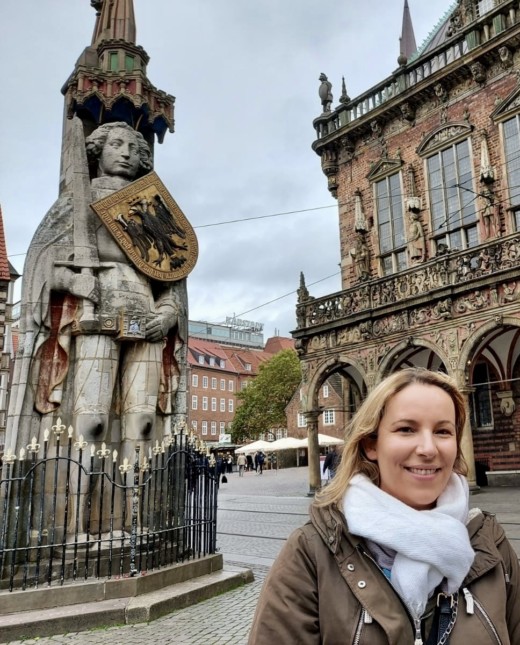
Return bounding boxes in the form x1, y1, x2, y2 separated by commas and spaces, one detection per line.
198, 355, 205, 365
245, 363, 252, 371
209, 357, 216, 366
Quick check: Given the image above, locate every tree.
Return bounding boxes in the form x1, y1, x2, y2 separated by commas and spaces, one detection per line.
230, 349, 301, 443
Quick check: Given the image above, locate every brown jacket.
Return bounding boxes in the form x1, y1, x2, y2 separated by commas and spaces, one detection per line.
249, 503, 520, 644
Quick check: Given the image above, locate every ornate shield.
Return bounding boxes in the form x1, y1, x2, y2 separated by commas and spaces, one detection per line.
91, 171, 198, 282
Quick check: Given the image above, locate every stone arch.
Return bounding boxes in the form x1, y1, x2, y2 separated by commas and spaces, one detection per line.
457, 315, 520, 376
377, 337, 449, 382
305, 354, 367, 413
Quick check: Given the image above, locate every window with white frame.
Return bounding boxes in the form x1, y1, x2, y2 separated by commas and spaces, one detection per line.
220, 360, 226, 368
191, 395, 198, 410
211, 377, 217, 389
228, 380, 234, 392
427, 139, 478, 252
192, 420, 198, 431
192, 374, 199, 387
323, 410, 335, 425
209, 357, 216, 366
198, 355, 205, 365
202, 376, 208, 389
297, 413, 307, 428
476, 0, 495, 17
202, 396, 208, 411
220, 421, 225, 433
211, 421, 217, 435
276, 428, 287, 440
503, 116, 520, 226
245, 363, 252, 371
323, 384, 329, 399
375, 173, 407, 276
202, 421, 208, 435
220, 379, 226, 390
228, 399, 234, 413
211, 397, 217, 411
220, 398, 226, 412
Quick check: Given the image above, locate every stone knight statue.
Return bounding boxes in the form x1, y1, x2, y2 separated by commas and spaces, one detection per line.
5, 119, 190, 470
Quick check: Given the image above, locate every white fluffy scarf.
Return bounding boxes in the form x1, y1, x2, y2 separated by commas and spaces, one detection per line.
342, 473, 475, 621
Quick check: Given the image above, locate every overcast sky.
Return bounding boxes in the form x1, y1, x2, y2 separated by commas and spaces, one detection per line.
1, 0, 455, 340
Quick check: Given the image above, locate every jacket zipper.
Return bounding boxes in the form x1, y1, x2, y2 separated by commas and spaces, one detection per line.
353, 609, 364, 645
463, 589, 502, 645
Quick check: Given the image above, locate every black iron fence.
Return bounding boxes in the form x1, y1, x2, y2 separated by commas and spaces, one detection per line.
0, 421, 218, 591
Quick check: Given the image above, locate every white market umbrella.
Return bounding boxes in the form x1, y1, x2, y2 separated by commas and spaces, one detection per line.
266, 437, 305, 451
297, 434, 344, 448
234, 440, 273, 454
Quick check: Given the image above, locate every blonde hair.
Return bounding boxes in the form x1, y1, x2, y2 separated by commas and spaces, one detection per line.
316, 368, 468, 507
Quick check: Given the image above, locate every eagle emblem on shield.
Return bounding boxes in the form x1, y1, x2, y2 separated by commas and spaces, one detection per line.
91, 171, 198, 282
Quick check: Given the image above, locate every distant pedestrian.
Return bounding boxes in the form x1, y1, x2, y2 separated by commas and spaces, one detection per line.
226, 452, 233, 474
255, 451, 265, 475
323, 445, 341, 480
246, 454, 254, 472
237, 453, 247, 477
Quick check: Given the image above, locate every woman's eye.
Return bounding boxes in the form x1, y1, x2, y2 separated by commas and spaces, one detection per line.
436, 428, 454, 436
397, 426, 414, 433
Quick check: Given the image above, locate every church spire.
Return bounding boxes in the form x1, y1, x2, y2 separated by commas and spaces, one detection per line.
398, 0, 417, 66
91, 0, 137, 46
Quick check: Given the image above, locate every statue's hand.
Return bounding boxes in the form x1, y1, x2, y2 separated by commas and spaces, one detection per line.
145, 313, 172, 342
53, 267, 99, 303
71, 274, 100, 304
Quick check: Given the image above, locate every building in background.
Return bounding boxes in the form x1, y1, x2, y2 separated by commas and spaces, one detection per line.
294, 0, 520, 488
187, 318, 294, 445
0, 207, 20, 457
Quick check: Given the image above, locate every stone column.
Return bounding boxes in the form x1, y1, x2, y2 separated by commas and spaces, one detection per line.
458, 385, 477, 489
305, 410, 321, 496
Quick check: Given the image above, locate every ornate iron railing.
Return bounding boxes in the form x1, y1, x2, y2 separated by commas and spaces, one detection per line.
0, 421, 218, 591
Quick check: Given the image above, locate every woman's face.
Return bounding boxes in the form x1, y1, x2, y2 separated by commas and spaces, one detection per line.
364, 383, 458, 510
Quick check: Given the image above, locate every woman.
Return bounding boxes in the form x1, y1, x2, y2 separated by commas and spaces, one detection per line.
249, 368, 520, 644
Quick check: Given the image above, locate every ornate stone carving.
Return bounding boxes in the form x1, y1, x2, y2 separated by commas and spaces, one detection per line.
499, 45, 514, 70
454, 290, 489, 313
497, 391, 516, 416
372, 312, 408, 337
410, 299, 452, 327
500, 281, 520, 304
407, 212, 426, 263
470, 61, 486, 84
320, 145, 339, 198
480, 188, 500, 239
400, 101, 416, 123
350, 233, 370, 281
479, 131, 495, 184
434, 82, 448, 104
417, 123, 473, 156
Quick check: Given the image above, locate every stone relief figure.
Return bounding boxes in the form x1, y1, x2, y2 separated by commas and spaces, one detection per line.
6, 120, 188, 474
481, 189, 500, 239
318, 73, 333, 113
350, 234, 370, 281
407, 212, 426, 262
501, 282, 519, 304
499, 45, 514, 69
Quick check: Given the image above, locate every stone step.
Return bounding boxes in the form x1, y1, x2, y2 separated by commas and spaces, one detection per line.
0, 565, 253, 643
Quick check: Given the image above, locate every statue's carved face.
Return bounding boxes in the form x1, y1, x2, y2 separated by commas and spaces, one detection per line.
99, 127, 141, 179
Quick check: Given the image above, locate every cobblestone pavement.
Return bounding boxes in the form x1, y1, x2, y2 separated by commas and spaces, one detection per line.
4, 468, 519, 644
